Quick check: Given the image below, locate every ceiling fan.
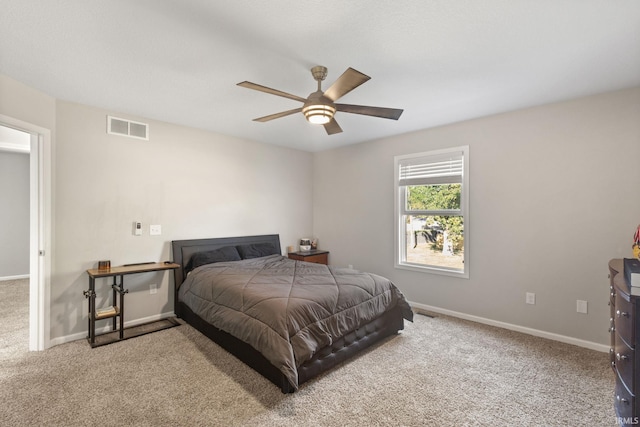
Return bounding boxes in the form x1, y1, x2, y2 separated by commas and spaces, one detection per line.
237, 66, 404, 135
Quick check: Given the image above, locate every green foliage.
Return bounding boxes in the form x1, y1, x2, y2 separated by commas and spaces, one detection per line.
407, 184, 463, 253
407, 184, 460, 210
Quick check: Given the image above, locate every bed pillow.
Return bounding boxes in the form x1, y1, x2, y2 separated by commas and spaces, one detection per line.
185, 246, 241, 273
236, 242, 279, 259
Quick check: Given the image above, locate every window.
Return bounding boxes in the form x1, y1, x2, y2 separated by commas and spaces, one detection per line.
395, 146, 469, 278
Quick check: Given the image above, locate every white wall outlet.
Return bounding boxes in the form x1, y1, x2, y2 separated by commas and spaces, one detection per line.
133, 221, 142, 236
577, 300, 588, 314
526, 292, 536, 305
150, 224, 161, 236
149, 283, 157, 295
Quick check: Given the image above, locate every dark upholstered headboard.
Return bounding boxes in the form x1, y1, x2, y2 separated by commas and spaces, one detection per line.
171, 234, 281, 315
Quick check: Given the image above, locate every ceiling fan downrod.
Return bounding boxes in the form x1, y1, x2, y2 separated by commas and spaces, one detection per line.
310, 65, 328, 91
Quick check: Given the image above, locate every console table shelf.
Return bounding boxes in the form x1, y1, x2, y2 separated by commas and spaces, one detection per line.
85, 262, 179, 348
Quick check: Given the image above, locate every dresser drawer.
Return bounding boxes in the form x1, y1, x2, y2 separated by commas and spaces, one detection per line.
612, 284, 618, 369
616, 373, 635, 422
616, 291, 635, 349
616, 332, 636, 392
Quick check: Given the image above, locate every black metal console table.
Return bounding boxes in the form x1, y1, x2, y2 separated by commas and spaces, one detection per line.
84, 262, 179, 348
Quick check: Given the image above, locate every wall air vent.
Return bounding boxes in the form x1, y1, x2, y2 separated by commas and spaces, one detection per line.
107, 115, 149, 140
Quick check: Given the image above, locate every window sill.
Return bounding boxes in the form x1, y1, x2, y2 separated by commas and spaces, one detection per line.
395, 262, 469, 279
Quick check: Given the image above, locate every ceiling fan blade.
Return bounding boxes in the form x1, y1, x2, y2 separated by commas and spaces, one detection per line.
336, 103, 404, 120
323, 68, 371, 101
323, 118, 343, 135
237, 81, 307, 103
253, 108, 302, 122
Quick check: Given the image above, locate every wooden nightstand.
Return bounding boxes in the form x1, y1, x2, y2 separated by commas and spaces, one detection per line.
288, 250, 329, 265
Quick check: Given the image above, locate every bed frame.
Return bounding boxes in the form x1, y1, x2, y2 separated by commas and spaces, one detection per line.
171, 234, 406, 393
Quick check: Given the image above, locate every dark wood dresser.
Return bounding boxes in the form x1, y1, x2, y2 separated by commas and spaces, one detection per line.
610, 258, 640, 425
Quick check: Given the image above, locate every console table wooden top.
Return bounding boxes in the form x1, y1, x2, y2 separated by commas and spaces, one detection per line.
87, 262, 179, 278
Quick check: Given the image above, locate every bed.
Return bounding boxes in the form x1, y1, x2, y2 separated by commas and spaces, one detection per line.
171, 234, 413, 393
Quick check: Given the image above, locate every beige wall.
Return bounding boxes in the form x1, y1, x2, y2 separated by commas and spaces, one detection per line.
1, 73, 314, 342
0, 151, 30, 276
0, 74, 56, 131
52, 101, 313, 340
313, 87, 640, 346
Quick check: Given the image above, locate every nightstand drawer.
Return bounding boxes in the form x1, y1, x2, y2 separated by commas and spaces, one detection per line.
299, 253, 328, 264
288, 250, 329, 265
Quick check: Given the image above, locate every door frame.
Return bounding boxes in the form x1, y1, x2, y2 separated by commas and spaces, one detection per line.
0, 114, 51, 351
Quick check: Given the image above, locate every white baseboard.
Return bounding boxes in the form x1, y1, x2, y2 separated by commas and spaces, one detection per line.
51, 304, 609, 353
49, 311, 177, 347
0, 274, 29, 282
409, 301, 609, 353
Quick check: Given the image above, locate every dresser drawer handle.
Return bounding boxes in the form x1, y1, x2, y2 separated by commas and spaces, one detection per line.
617, 310, 630, 318
617, 395, 630, 405
616, 353, 629, 362
609, 326, 615, 333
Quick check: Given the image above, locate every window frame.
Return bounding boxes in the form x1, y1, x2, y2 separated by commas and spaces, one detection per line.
394, 146, 469, 278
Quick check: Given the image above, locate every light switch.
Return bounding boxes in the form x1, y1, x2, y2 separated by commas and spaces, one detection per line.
150, 224, 162, 236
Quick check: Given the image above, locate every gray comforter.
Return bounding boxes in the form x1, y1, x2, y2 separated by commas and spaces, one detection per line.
178, 254, 413, 389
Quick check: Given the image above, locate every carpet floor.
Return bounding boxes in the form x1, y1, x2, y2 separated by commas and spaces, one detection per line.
0, 279, 617, 426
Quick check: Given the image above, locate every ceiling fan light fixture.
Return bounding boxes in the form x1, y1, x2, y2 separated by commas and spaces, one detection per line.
302, 103, 335, 125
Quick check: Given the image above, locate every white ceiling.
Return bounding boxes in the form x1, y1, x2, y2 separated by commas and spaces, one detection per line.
1, 1, 639, 152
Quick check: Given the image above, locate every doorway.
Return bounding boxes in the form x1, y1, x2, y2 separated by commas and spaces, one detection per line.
0, 115, 51, 351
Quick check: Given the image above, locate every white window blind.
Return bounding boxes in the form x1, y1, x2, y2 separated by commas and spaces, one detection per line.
398, 151, 463, 186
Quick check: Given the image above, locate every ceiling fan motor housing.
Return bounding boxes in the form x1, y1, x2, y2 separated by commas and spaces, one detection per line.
302, 91, 336, 125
